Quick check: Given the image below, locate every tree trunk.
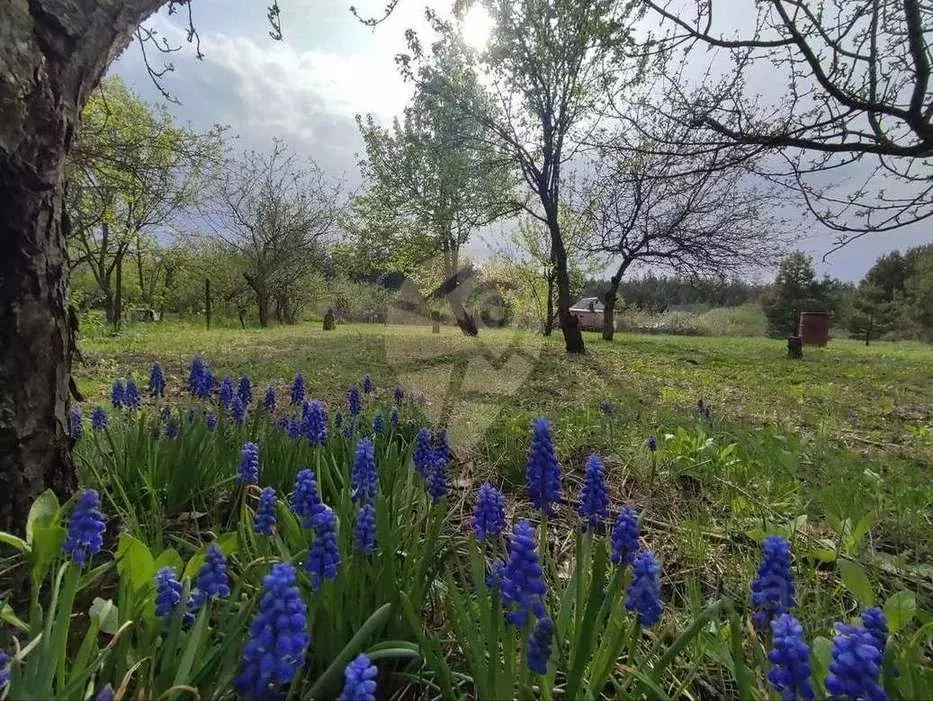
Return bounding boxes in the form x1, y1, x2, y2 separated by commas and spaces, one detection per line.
257, 294, 270, 328
0, 0, 168, 534
545, 208, 584, 353
103, 286, 116, 324
602, 264, 629, 342
602, 294, 616, 341
543, 273, 555, 336
113, 248, 124, 329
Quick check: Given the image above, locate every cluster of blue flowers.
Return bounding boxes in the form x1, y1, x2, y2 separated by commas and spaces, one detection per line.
751, 535, 797, 630
353, 503, 376, 556
237, 442, 260, 484
291, 469, 324, 527
351, 438, 378, 504
291, 373, 305, 405
189, 543, 231, 612
263, 386, 277, 412
610, 507, 640, 566
64, 489, 106, 567
187, 356, 214, 399
500, 519, 547, 628
235, 562, 309, 699
339, 654, 378, 701
154, 566, 183, 620
148, 362, 166, 397
306, 505, 341, 590
625, 551, 663, 627
578, 453, 609, 527
302, 400, 328, 446
526, 417, 562, 514
254, 487, 278, 536
69, 407, 83, 440
471, 482, 505, 541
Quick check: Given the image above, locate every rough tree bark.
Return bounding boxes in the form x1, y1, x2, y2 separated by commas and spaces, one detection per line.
0, 0, 168, 534
543, 273, 555, 336
601, 262, 631, 342
545, 206, 584, 353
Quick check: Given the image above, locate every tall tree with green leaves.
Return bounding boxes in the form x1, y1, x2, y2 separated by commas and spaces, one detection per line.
356, 40, 516, 334
67, 76, 222, 327
402, 0, 646, 353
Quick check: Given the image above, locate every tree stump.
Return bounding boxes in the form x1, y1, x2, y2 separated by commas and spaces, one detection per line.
323, 309, 336, 331
787, 335, 803, 359
431, 311, 441, 334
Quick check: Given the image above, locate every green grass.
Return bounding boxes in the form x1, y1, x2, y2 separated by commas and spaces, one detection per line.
77, 320, 933, 636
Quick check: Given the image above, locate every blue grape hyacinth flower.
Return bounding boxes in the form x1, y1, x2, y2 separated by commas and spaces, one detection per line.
263, 386, 277, 413
148, 362, 166, 397
230, 396, 246, 424
110, 379, 125, 409
500, 519, 547, 627
625, 550, 663, 627
69, 407, 83, 440
164, 419, 179, 438
767, 613, 814, 701
291, 373, 305, 405
526, 417, 562, 515
187, 356, 214, 398
0, 650, 10, 692
96, 684, 114, 701
611, 507, 640, 567
291, 468, 324, 527
334, 411, 343, 429
238, 376, 253, 406
472, 482, 505, 541
362, 374, 375, 394
205, 414, 218, 431
254, 487, 277, 536
372, 413, 384, 434
351, 437, 378, 504
302, 400, 328, 446
394, 385, 404, 405
825, 622, 886, 701
339, 654, 378, 701
862, 606, 888, 653
306, 505, 341, 590
219, 376, 234, 410
154, 566, 183, 620
579, 453, 609, 528
91, 406, 108, 431
427, 455, 447, 504
389, 406, 399, 426
433, 428, 451, 465
63, 488, 106, 567
353, 503, 376, 556
751, 535, 796, 630
235, 562, 309, 700
647, 435, 658, 452
599, 398, 615, 415
526, 616, 555, 675
413, 427, 433, 478
347, 385, 362, 417
124, 378, 140, 409
189, 543, 230, 613
236, 442, 260, 484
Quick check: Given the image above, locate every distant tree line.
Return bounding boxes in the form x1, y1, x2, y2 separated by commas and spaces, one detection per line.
581, 275, 767, 313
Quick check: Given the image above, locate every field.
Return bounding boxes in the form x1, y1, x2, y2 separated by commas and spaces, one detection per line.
78, 321, 933, 577
62, 319, 933, 697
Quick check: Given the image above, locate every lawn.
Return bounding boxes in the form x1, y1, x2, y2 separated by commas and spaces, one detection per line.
78, 320, 933, 565
66, 319, 932, 697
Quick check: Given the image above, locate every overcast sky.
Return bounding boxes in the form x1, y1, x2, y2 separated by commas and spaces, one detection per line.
111, 0, 930, 282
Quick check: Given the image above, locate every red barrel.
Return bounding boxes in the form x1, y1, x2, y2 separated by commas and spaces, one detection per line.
798, 311, 831, 347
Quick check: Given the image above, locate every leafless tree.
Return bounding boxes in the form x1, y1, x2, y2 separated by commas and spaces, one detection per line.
639, 0, 932, 250
590, 111, 787, 340
205, 141, 339, 327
